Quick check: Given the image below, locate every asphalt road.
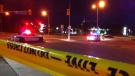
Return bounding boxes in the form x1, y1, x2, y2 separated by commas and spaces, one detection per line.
28, 34, 135, 65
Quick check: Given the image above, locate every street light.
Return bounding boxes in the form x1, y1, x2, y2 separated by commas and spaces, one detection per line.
92, 1, 105, 29
5, 12, 10, 16
99, 1, 105, 8
41, 11, 47, 16
41, 10, 50, 35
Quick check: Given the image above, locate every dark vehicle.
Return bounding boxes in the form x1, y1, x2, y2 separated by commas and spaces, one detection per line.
103, 34, 114, 38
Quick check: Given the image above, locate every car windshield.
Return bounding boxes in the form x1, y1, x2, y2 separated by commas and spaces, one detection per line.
22, 33, 36, 36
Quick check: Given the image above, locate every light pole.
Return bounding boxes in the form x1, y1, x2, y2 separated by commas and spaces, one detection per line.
41, 10, 50, 35
48, 15, 50, 35
67, 0, 71, 40
82, 18, 85, 33
0, 4, 3, 32
68, 0, 71, 40
92, 1, 105, 29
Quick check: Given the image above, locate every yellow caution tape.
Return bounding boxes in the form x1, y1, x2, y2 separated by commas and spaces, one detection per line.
0, 39, 134, 76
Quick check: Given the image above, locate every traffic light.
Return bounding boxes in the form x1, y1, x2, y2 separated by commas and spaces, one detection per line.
67, 9, 70, 16
0, 4, 3, 12
28, 9, 32, 15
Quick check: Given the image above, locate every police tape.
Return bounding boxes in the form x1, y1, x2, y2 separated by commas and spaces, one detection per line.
0, 39, 135, 76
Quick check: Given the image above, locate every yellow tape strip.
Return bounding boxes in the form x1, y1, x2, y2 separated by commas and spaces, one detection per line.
0, 39, 134, 76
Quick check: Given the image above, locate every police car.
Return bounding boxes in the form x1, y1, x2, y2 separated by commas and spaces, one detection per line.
11, 29, 44, 42
86, 33, 100, 42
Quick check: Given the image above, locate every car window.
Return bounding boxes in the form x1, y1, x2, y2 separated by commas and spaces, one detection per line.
22, 33, 36, 36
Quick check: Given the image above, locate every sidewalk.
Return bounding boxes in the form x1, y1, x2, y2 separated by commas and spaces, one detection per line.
0, 56, 18, 76
0, 56, 51, 76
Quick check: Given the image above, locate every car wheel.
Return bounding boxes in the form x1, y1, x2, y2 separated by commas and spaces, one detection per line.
98, 38, 101, 41
39, 37, 43, 42
95, 39, 100, 42
19, 38, 25, 43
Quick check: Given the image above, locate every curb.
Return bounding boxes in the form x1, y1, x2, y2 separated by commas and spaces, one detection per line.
0, 56, 19, 76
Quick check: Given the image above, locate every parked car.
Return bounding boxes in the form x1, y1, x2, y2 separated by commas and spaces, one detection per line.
87, 34, 100, 42
11, 29, 44, 42
103, 34, 114, 38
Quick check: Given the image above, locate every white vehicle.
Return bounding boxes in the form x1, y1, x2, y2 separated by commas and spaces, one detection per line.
87, 34, 100, 42
86, 28, 101, 42
11, 30, 44, 42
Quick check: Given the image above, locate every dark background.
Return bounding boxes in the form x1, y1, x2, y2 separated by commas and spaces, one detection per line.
0, 0, 135, 34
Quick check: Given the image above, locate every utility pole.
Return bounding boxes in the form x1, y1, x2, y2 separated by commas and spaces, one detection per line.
0, 4, 3, 32
68, 0, 71, 40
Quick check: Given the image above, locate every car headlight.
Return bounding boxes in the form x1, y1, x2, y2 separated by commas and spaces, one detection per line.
90, 36, 96, 40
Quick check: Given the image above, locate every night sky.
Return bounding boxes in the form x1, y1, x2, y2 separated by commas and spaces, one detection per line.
1, 0, 135, 32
